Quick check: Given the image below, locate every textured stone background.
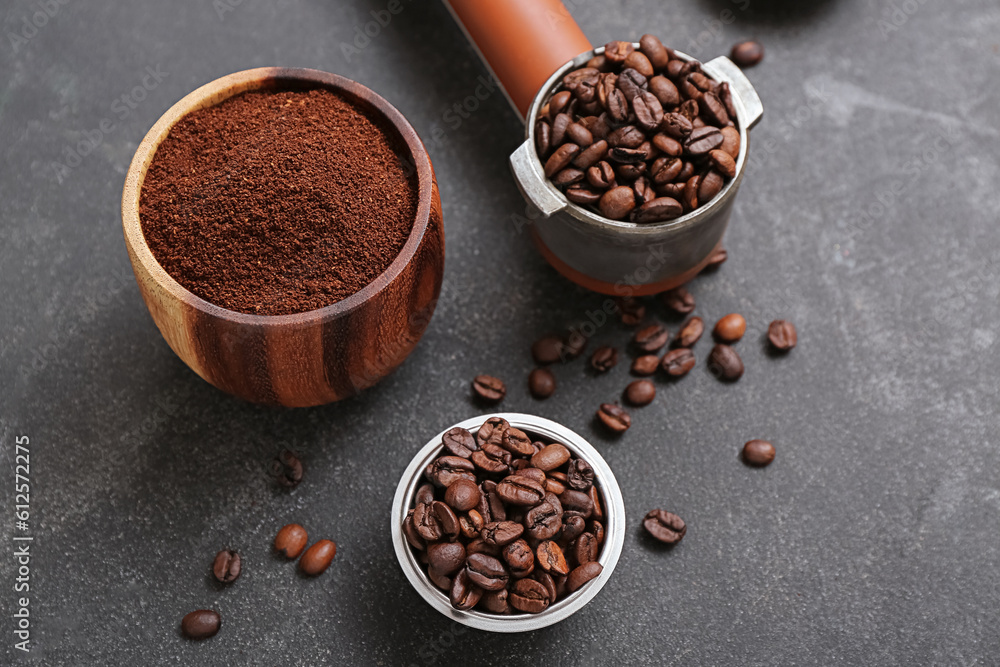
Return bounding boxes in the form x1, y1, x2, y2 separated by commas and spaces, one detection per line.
2, 0, 999, 664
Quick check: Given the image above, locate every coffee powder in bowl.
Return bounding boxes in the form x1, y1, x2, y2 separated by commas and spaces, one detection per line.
122, 68, 444, 406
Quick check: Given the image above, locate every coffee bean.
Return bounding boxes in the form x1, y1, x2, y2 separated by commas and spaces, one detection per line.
560, 489, 594, 517
605, 87, 630, 123
567, 562, 603, 592
496, 475, 546, 506
459, 510, 483, 539
465, 552, 509, 591
590, 345, 619, 372
678, 98, 699, 121
545, 476, 567, 496
572, 532, 600, 567
768, 320, 798, 351
525, 492, 563, 540
528, 368, 556, 399
425, 455, 476, 487
531, 443, 571, 471
415, 483, 435, 506
502, 428, 536, 457
552, 167, 585, 188
633, 91, 664, 131
625, 380, 656, 406
212, 549, 241, 584
543, 143, 580, 178
533, 571, 558, 602
427, 541, 466, 575
509, 577, 550, 613
299, 539, 336, 575
682, 174, 701, 211
563, 67, 600, 101
598, 185, 637, 220
643, 509, 687, 544
617, 68, 648, 101
632, 197, 683, 223
551, 113, 571, 147
566, 184, 603, 205
548, 90, 572, 118
603, 40, 634, 64
674, 317, 704, 348
563, 330, 588, 359
502, 539, 535, 578
698, 169, 725, 205
709, 149, 737, 178
597, 403, 631, 433
531, 334, 564, 365
652, 133, 683, 157
700, 91, 730, 126
450, 568, 483, 610
536, 540, 570, 575
703, 246, 728, 272
743, 439, 776, 467
587, 161, 616, 189
270, 449, 303, 488
181, 610, 220, 640
512, 467, 546, 486
662, 112, 693, 139
535, 120, 552, 158
708, 344, 744, 381
442, 427, 477, 459
274, 523, 308, 559
609, 146, 646, 164
445, 479, 482, 512
566, 122, 593, 147
481, 520, 524, 546
479, 588, 511, 614
650, 157, 682, 185
617, 297, 646, 326
615, 161, 647, 181
573, 139, 609, 170
624, 51, 654, 78
634, 323, 670, 352
719, 126, 740, 159
684, 125, 724, 156
477, 416, 509, 447
661, 286, 695, 314
713, 313, 747, 343
607, 125, 646, 148
639, 34, 671, 70
631, 354, 660, 376
661, 348, 696, 377
731, 40, 765, 68
472, 374, 506, 402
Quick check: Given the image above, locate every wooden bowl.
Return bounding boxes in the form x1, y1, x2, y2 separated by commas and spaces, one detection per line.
121, 68, 444, 407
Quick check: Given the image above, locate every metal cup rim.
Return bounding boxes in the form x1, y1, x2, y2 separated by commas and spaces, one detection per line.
390, 413, 626, 633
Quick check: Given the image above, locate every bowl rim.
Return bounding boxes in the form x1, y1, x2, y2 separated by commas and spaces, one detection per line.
121, 66, 435, 325
390, 413, 626, 633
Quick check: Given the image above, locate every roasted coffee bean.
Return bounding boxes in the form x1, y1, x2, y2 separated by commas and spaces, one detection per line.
502, 428, 536, 457
719, 126, 740, 159
652, 133, 684, 157
545, 477, 567, 496
566, 122, 594, 147
616, 162, 647, 181
509, 577, 550, 613
450, 568, 483, 610
597, 403, 631, 432
548, 90, 572, 118
703, 247, 728, 271
413, 502, 443, 541
558, 514, 585, 544
678, 98, 699, 121
274, 523, 309, 559
573, 139, 609, 170
477, 481, 506, 523
402, 511, 425, 550
609, 146, 646, 164
682, 174, 701, 211
299, 539, 336, 575
427, 541, 466, 575
525, 493, 563, 540
512, 467, 547, 486
535, 120, 552, 158
624, 51, 654, 77
643, 509, 687, 544
563, 67, 600, 101
714, 313, 747, 343
665, 58, 686, 78
528, 368, 556, 399
563, 330, 588, 359
533, 571, 559, 602
768, 320, 798, 351
481, 521, 524, 546
552, 167, 585, 188
676, 160, 695, 183
731, 40, 765, 68
479, 588, 511, 614
632, 196, 684, 224
427, 566, 453, 591
502, 539, 535, 578
212, 549, 241, 584
270, 449, 303, 488
633, 91, 664, 131
639, 34, 671, 70
581, 113, 612, 140
606, 87, 630, 123
466, 537, 500, 558
559, 489, 594, 519
651, 157, 683, 184
572, 532, 600, 566
445, 479, 482, 512
661, 348, 696, 377
718, 82, 738, 120
465, 553, 509, 591
674, 316, 704, 347
496, 475, 546, 506
617, 297, 646, 326
536, 540, 570, 575
590, 345, 619, 372
597, 72, 618, 108
634, 323, 670, 352
632, 354, 660, 376
604, 40, 634, 63
625, 379, 656, 406
743, 439, 776, 467
662, 112, 693, 139
543, 143, 580, 178
532, 334, 565, 365
607, 125, 646, 148
617, 68, 648, 101
566, 459, 594, 491
709, 149, 737, 178
442, 427, 477, 459
598, 185, 637, 220
587, 161, 617, 189
661, 285, 695, 314
531, 443, 571, 471
471, 443, 511, 476
477, 417, 509, 447
181, 610, 221, 640
700, 91, 729, 126
567, 562, 603, 592
566, 184, 602, 205
648, 76, 681, 110
425, 456, 477, 487
684, 125, 723, 156
472, 374, 506, 402
590, 520, 605, 545
698, 169, 725, 204
551, 112, 571, 147
459, 510, 483, 539
633, 176, 656, 204
708, 344, 744, 381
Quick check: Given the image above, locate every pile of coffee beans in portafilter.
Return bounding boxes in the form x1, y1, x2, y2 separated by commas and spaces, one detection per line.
535, 35, 741, 223
403, 417, 606, 614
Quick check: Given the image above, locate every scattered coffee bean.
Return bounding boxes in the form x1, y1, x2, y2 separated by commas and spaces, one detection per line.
631, 354, 660, 376
532, 334, 565, 365
616, 297, 646, 326
597, 403, 631, 433
743, 439, 776, 467
270, 449, 303, 488
714, 313, 747, 343
767, 320, 797, 351
563, 331, 588, 359
299, 539, 337, 576
674, 316, 704, 347
625, 380, 656, 406
731, 40, 765, 68
274, 523, 308, 559
661, 348, 696, 377
660, 286, 695, 314
472, 375, 506, 402
181, 610, 221, 640
633, 323, 670, 352
708, 344, 744, 381
528, 368, 557, 399
643, 509, 687, 545
590, 346, 619, 372
212, 549, 241, 584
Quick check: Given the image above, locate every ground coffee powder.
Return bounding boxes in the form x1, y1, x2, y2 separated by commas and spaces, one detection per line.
140, 87, 417, 315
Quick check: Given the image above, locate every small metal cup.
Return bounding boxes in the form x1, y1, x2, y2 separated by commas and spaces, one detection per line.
510, 46, 764, 296
390, 413, 626, 633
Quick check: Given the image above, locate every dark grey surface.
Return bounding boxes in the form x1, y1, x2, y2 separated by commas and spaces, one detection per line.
2, 0, 999, 664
